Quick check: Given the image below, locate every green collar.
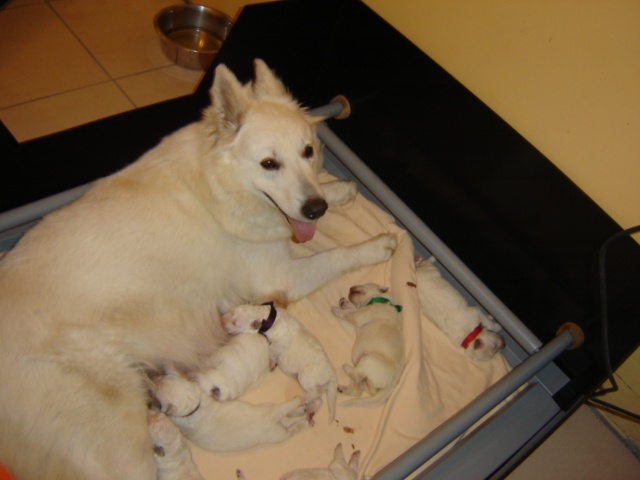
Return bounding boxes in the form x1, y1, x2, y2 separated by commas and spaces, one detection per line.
367, 297, 403, 312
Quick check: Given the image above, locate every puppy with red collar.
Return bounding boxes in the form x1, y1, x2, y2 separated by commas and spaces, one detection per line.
415, 258, 505, 361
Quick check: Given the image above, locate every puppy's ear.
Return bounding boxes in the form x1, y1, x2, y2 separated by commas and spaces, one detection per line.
252, 59, 290, 100
251, 319, 262, 331
348, 450, 361, 472
153, 444, 166, 457
207, 64, 250, 135
332, 443, 346, 464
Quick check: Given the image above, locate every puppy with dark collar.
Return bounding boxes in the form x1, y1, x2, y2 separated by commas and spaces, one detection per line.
222, 302, 338, 425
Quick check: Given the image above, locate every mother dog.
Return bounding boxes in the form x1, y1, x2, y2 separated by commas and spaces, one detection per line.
0, 60, 396, 479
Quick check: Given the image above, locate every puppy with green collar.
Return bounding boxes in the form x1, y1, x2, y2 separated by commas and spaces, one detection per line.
331, 284, 404, 407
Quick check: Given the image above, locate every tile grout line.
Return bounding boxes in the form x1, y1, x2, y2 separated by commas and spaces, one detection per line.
44, 0, 138, 109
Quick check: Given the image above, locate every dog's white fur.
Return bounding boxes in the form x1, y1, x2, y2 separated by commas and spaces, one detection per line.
148, 410, 205, 480
152, 369, 308, 452
0, 60, 396, 479
222, 304, 338, 424
415, 259, 505, 361
194, 332, 270, 400
331, 284, 404, 407
236, 443, 360, 480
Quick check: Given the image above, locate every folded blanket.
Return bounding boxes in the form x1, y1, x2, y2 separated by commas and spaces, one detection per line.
192, 172, 511, 479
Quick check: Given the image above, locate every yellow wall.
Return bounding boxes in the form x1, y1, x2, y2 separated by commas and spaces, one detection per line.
362, 0, 640, 232
213, 0, 640, 231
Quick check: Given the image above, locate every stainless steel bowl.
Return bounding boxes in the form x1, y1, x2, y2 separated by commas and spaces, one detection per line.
154, 4, 233, 70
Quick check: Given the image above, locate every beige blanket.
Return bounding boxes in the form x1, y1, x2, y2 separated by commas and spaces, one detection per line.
192, 173, 511, 479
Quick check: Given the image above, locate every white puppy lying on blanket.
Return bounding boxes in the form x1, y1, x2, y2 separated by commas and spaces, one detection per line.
147, 410, 204, 480
331, 284, 404, 407
152, 369, 308, 452
222, 302, 338, 425
193, 332, 270, 400
415, 258, 505, 361
236, 443, 360, 480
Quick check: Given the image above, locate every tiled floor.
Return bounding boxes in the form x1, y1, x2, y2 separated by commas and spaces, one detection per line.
1, 0, 639, 478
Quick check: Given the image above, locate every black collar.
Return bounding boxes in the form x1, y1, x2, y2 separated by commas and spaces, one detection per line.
259, 301, 278, 334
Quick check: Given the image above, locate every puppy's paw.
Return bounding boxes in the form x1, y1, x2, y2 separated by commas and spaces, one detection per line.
482, 314, 502, 332
236, 469, 248, 480
338, 297, 351, 309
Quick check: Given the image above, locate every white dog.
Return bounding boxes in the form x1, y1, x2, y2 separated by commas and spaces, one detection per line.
152, 369, 308, 452
222, 302, 338, 424
0, 59, 396, 479
194, 332, 270, 400
236, 443, 360, 480
148, 410, 205, 480
331, 284, 404, 407
415, 258, 505, 361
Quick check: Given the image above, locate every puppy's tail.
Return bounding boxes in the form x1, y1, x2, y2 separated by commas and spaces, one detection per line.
340, 383, 395, 408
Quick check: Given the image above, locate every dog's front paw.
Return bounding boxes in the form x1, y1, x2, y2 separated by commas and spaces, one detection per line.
323, 180, 357, 207
366, 233, 397, 263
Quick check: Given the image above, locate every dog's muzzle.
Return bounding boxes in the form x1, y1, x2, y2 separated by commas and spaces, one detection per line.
301, 197, 328, 220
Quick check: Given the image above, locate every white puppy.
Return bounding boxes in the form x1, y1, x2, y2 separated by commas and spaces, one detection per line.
331, 284, 404, 407
222, 302, 338, 424
415, 258, 505, 361
193, 332, 270, 400
236, 443, 360, 480
147, 410, 204, 480
152, 369, 308, 452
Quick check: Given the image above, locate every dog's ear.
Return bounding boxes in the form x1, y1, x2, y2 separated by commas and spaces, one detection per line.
208, 64, 250, 135
252, 59, 291, 100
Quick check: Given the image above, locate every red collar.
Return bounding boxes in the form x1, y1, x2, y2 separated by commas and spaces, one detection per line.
461, 323, 483, 349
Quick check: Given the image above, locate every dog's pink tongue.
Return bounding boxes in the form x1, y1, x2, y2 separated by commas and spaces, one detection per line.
287, 217, 317, 243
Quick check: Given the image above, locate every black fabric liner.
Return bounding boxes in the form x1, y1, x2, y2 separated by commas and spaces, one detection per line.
1, 0, 638, 409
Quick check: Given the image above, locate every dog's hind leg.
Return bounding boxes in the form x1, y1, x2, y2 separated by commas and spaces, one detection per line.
0, 357, 156, 480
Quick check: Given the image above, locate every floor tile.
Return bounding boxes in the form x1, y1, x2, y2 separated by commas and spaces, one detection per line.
50, 0, 177, 79
117, 66, 203, 108
0, 82, 134, 142
0, 3, 108, 109
508, 405, 640, 479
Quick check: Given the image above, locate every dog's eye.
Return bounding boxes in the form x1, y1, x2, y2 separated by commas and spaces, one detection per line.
260, 158, 280, 171
473, 338, 484, 350
302, 145, 314, 159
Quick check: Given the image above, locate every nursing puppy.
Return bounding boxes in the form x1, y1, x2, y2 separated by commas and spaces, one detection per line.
331, 284, 404, 407
236, 443, 360, 480
194, 332, 270, 400
415, 259, 505, 361
0, 59, 396, 479
223, 303, 338, 424
153, 369, 308, 452
148, 410, 205, 480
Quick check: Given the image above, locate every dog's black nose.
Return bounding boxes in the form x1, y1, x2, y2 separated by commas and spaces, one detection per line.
301, 197, 328, 220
